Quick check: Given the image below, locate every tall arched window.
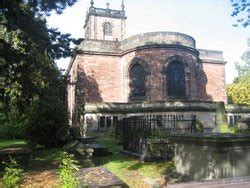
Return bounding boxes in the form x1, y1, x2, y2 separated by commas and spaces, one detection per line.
166, 62, 186, 98
103, 22, 112, 36
129, 64, 146, 98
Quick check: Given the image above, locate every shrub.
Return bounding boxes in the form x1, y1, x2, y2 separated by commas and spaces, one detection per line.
25, 97, 69, 148
195, 119, 204, 133
213, 124, 236, 134
59, 152, 79, 188
2, 157, 23, 187
0, 102, 26, 139
0, 121, 26, 140
69, 126, 81, 139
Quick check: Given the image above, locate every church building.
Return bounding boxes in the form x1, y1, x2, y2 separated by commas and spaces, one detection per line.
66, 1, 229, 130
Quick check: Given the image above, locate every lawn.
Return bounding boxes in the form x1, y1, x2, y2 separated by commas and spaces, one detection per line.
96, 136, 174, 187
0, 140, 26, 150
0, 135, 175, 187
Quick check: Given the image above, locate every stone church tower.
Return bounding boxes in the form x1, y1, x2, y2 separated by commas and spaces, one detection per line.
84, 0, 126, 41
66, 0, 227, 128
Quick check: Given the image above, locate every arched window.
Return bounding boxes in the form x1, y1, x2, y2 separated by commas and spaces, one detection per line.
129, 64, 146, 98
103, 22, 112, 36
166, 62, 186, 98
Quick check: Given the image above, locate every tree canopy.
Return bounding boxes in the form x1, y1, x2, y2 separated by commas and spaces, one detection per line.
0, 0, 79, 115
227, 38, 250, 106
231, 0, 250, 27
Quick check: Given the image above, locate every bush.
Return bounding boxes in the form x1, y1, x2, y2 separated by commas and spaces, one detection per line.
0, 121, 26, 140
59, 152, 79, 188
25, 97, 69, 148
195, 119, 204, 133
0, 102, 26, 139
69, 126, 81, 139
213, 124, 236, 134
3, 157, 23, 187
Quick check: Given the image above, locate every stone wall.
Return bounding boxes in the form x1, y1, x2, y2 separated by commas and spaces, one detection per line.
122, 48, 200, 101
75, 54, 123, 105
169, 134, 250, 180
66, 32, 227, 125
82, 101, 219, 132
201, 61, 227, 102
122, 32, 196, 51
85, 15, 126, 41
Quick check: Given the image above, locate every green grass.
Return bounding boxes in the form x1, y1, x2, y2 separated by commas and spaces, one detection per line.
96, 136, 174, 186
32, 148, 64, 162
0, 140, 64, 169
0, 140, 26, 150
0, 136, 175, 186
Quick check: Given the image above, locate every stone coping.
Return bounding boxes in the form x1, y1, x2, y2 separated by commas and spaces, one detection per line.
83, 101, 218, 114
167, 133, 250, 146
122, 31, 196, 50
226, 104, 250, 113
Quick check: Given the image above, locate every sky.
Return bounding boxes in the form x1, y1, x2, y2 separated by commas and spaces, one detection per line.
46, 0, 250, 84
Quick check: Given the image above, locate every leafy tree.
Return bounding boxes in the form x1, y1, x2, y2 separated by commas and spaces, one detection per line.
0, 0, 80, 142
227, 38, 250, 106
231, 0, 250, 27
25, 97, 69, 148
0, 0, 79, 116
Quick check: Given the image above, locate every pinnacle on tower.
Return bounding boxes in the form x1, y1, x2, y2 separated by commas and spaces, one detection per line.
121, 0, 125, 10
106, 2, 110, 10
90, 0, 94, 7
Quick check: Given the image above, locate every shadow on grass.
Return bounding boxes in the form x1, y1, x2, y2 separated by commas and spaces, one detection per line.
95, 136, 175, 179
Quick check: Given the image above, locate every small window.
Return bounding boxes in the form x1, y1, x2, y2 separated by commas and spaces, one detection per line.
106, 116, 112, 128
103, 22, 112, 36
100, 116, 105, 128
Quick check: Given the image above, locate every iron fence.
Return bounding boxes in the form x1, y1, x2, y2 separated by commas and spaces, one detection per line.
121, 114, 196, 154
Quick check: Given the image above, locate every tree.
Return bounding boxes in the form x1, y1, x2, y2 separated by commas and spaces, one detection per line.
231, 0, 250, 27
227, 38, 250, 106
0, 0, 81, 141
0, 0, 79, 115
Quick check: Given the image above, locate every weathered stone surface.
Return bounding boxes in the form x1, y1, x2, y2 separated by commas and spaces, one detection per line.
66, 2, 227, 126
168, 134, 250, 180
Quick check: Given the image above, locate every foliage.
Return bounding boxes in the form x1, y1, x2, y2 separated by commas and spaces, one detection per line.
2, 157, 23, 187
58, 152, 79, 188
0, 0, 81, 126
227, 38, 250, 106
227, 73, 250, 106
0, 121, 26, 140
25, 97, 69, 148
195, 119, 204, 132
69, 126, 81, 139
0, 102, 26, 139
213, 124, 236, 134
231, 0, 250, 27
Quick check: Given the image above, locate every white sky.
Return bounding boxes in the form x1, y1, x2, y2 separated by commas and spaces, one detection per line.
46, 0, 250, 84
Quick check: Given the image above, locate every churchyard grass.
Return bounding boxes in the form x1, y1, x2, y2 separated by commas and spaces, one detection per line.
96, 135, 175, 186
0, 135, 175, 186
0, 140, 26, 150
